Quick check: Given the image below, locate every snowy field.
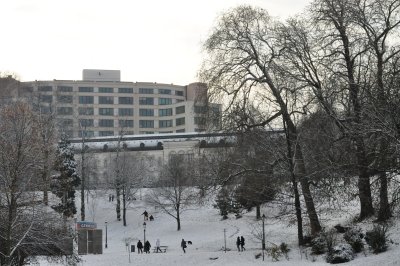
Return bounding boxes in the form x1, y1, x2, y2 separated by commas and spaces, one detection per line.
42, 189, 400, 266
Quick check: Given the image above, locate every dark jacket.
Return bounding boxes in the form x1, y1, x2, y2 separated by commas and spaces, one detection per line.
137, 241, 143, 249
144, 241, 151, 251
181, 239, 187, 248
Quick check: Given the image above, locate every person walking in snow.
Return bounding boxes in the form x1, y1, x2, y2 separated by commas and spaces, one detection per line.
236, 236, 241, 252
137, 240, 143, 254
144, 240, 151, 254
156, 238, 162, 253
240, 236, 245, 251
181, 239, 187, 253
142, 210, 149, 221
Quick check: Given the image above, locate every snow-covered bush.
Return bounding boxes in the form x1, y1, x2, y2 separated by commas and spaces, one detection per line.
280, 242, 290, 260
267, 245, 282, 261
311, 230, 336, 255
343, 227, 364, 253
311, 234, 327, 254
326, 243, 354, 264
365, 224, 388, 253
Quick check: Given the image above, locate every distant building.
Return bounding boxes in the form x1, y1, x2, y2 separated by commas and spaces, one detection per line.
19, 69, 221, 138
69, 132, 236, 187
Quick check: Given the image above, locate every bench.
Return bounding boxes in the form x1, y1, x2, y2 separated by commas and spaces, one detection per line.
153, 246, 168, 253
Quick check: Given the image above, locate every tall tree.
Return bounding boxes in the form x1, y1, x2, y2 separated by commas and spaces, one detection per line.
200, 5, 321, 237
77, 110, 94, 222
51, 135, 81, 218
280, 0, 400, 220
353, 0, 400, 221
36, 105, 57, 206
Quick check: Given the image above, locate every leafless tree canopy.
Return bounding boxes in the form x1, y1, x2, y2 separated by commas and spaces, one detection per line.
0, 102, 75, 265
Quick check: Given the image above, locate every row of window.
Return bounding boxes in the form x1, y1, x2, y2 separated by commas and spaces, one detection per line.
56, 106, 185, 116
39, 85, 184, 95
42, 95, 185, 107
79, 119, 135, 128
71, 118, 187, 128
46, 96, 176, 105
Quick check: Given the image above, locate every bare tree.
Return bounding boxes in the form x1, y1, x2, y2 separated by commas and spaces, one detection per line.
76, 111, 95, 222
200, 5, 321, 237
35, 106, 57, 206
116, 150, 146, 226
278, 0, 400, 221
0, 102, 75, 265
353, 0, 400, 221
146, 154, 197, 231
102, 125, 149, 225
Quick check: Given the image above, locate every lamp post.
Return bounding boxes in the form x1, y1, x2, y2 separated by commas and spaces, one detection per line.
143, 222, 146, 243
223, 229, 227, 253
105, 221, 108, 249
262, 214, 266, 261
74, 217, 77, 234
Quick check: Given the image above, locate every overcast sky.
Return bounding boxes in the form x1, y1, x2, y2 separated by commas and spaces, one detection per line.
1, 0, 311, 85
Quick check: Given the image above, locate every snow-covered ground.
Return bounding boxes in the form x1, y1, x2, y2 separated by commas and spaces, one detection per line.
42, 189, 400, 265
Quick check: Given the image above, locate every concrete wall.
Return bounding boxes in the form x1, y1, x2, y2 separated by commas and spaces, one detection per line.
75, 139, 207, 188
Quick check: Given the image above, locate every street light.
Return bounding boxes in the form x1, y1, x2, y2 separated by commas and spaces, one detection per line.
223, 229, 227, 253
143, 222, 146, 243
74, 217, 77, 234
262, 214, 266, 261
105, 221, 108, 249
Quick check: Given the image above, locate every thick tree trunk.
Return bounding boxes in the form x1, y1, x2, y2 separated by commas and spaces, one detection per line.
116, 187, 121, 221
123, 187, 127, 226
284, 119, 305, 245
264, 73, 321, 237
256, 204, 261, 219
42, 151, 49, 206
177, 209, 181, 231
377, 172, 391, 221
43, 181, 49, 206
80, 152, 86, 221
327, 11, 375, 220
286, 126, 304, 244
354, 138, 374, 220
294, 144, 321, 236
375, 50, 390, 222
293, 179, 303, 245
285, 117, 321, 236
358, 174, 374, 220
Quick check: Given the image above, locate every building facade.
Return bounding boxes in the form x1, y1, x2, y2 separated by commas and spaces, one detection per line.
70, 132, 235, 188
20, 69, 221, 138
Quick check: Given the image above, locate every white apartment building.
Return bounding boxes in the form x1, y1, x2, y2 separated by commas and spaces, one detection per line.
20, 69, 221, 138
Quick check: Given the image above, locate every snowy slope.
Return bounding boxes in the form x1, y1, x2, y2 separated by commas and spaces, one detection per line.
42, 189, 400, 266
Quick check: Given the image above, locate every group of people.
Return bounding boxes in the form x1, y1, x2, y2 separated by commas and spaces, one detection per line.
136, 236, 245, 254
142, 210, 154, 221
136, 239, 154, 254
236, 236, 245, 252
138, 210, 247, 254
